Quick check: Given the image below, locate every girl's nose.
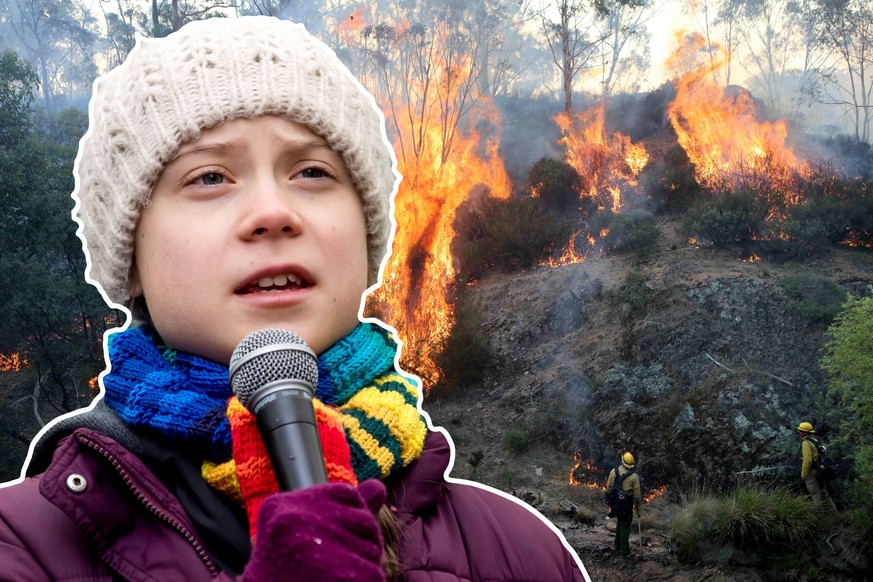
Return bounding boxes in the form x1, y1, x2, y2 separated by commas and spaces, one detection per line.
236, 179, 304, 240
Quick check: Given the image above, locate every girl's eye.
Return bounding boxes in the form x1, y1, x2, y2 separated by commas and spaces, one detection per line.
299, 167, 329, 179
196, 172, 225, 186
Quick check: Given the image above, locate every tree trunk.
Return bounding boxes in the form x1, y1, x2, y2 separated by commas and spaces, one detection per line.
561, 1, 572, 116
172, 0, 181, 31
152, 0, 160, 36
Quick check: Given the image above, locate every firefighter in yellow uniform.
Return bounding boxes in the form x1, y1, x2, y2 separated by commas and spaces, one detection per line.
606, 451, 643, 556
797, 421, 836, 511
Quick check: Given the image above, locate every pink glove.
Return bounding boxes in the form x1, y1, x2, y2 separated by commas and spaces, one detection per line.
242, 480, 387, 582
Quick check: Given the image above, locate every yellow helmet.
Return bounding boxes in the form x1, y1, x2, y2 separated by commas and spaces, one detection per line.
797, 421, 815, 433
622, 451, 635, 467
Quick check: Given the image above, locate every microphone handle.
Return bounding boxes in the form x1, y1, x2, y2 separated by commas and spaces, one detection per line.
249, 380, 328, 491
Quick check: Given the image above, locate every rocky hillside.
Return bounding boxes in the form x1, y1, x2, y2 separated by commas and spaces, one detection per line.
423, 216, 873, 580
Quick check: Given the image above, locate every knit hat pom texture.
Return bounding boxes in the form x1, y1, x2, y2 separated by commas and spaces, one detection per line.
73, 16, 396, 305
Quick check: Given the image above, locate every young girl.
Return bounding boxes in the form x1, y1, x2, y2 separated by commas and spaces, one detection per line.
0, 16, 588, 582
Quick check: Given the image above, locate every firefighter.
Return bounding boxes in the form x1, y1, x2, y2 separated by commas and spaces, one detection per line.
605, 451, 643, 557
797, 421, 836, 511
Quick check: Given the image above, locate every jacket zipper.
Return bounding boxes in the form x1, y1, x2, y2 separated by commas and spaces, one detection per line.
79, 435, 220, 577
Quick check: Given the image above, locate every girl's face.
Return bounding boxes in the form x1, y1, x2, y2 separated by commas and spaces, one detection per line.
130, 116, 369, 364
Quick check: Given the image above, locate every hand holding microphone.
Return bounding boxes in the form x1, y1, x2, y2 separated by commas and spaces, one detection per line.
230, 329, 386, 582
229, 328, 328, 491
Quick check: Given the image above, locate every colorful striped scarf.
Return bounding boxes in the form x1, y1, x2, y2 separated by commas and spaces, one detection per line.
103, 323, 427, 538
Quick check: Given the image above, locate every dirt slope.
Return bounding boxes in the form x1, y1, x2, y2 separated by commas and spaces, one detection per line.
422, 217, 873, 580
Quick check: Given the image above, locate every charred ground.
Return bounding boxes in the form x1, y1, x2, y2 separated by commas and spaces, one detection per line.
424, 215, 873, 580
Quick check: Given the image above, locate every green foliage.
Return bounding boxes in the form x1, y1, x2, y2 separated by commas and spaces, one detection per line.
434, 295, 491, 390
601, 208, 660, 257
683, 191, 768, 246
669, 497, 720, 562
780, 274, 847, 326
0, 53, 119, 479
146, 2, 229, 38
844, 478, 873, 561
780, 169, 873, 252
528, 157, 581, 212
670, 486, 821, 564
822, 290, 873, 476
33, 106, 89, 148
498, 467, 519, 490
0, 50, 39, 149
504, 427, 532, 453
452, 194, 573, 278
608, 271, 661, 316
714, 486, 819, 547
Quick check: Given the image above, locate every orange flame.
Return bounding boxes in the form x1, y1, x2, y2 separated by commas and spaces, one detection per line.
337, 7, 368, 45
736, 253, 762, 262
841, 230, 873, 249
667, 32, 807, 201
568, 452, 608, 490
542, 231, 596, 268
644, 485, 667, 503
555, 105, 648, 213
0, 352, 27, 372
365, 32, 510, 384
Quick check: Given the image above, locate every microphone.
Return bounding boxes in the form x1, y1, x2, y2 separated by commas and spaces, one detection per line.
229, 328, 328, 491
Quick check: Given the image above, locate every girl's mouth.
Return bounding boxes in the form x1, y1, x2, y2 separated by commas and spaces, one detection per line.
235, 272, 310, 295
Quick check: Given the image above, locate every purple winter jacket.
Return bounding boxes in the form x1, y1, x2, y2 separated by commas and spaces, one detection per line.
0, 418, 587, 581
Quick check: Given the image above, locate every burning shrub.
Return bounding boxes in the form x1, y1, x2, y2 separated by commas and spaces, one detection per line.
528, 157, 583, 213
645, 144, 702, 212
839, 187, 873, 248
683, 191, 768, 246
781, 169, 873, 252
452, 195, 572, 278
598, 208, 660, 257
782, 197, 848, 254
780, 274, 847, 326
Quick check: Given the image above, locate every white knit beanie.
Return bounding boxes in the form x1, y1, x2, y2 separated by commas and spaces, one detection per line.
72, 16, 397, 305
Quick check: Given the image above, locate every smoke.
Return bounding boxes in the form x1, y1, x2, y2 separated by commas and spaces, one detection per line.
495, 94, 564, 186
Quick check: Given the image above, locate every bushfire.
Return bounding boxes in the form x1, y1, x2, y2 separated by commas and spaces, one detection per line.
569, 452, 667, 503
569, 452, 608, 490
555, 106, 649, 214
348, 14, 868, 389
362, 18, 511, 385
0, 352, 27, 373
667, 32, 808, 203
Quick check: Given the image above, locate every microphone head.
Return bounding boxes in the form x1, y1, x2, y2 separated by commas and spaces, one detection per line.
228, 328, 318, 407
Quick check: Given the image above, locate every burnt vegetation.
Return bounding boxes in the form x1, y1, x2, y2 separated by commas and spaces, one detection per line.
435, 85, 873, 576
450, 86, 873, 289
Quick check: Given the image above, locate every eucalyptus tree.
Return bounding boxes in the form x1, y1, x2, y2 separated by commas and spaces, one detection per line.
0, 0, 98, 107
802, 0, 873, 143
539, 0, 601, 116
593, 0, 658, 103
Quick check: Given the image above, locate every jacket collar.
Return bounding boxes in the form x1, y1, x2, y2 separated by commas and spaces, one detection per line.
26, 400, 143, 477
389, 430, 451, 514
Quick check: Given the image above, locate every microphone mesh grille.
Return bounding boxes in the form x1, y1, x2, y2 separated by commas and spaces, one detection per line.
229, 328, 318, 407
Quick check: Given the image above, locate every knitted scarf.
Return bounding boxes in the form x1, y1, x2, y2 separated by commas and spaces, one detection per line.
103, 323, 426, 539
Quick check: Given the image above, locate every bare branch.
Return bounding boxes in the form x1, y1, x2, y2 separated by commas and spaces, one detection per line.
705, 352, 735, 374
